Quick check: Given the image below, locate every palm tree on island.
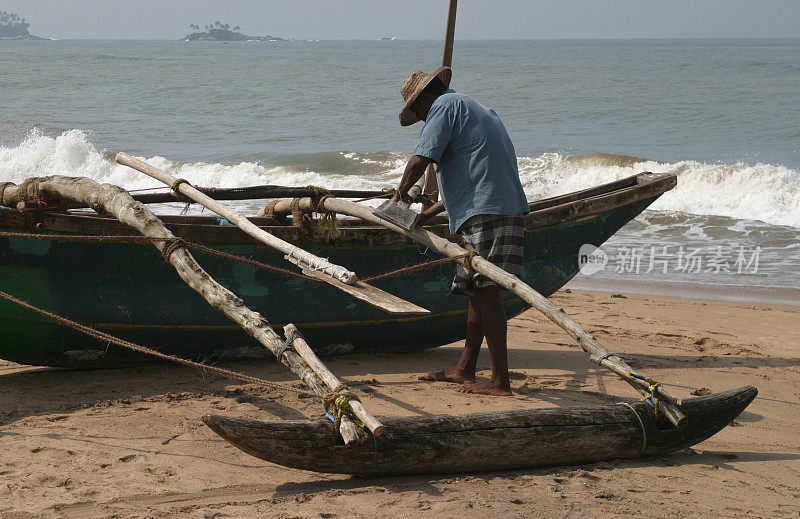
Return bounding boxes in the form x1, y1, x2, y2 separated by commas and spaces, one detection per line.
183, 21, 284, 42
0, 10, 45, 39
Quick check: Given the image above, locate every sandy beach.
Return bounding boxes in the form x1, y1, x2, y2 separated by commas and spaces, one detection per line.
1, 289, 799, 518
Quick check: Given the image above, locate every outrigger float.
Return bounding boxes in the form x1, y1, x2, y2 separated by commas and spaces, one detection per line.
0, 0, 756, 475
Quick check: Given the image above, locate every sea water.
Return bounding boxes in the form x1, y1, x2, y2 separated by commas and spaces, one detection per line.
1, 39, 798, 301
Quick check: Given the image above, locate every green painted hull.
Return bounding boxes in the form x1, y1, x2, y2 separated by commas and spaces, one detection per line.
0, 174, 674, 367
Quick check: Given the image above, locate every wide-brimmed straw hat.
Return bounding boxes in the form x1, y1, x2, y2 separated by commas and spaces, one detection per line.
399, 66, 452, 126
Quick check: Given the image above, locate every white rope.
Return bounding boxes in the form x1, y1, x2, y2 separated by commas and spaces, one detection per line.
285, 246, 358, 285
619, 402, 647, 456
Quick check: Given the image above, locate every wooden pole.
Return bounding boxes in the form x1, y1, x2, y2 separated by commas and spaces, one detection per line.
1, 177, 368, 445
115, 153, 428, 316
270, 196, 687, 426
442, 0, 458, 69
422, 0, 458, 203
284, 324, 385, 436
116, 153, 357, 284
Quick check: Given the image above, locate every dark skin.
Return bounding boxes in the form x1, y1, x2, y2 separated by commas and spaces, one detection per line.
395, 91, 513, 397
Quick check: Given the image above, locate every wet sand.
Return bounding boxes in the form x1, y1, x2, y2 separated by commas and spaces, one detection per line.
1, 289, 799, 518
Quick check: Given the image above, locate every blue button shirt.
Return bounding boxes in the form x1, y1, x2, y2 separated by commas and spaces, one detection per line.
412, 89, 529, 234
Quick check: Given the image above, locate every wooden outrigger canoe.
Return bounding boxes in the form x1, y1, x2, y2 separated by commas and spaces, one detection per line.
203, 386, 757, 477
0, 172, 675, 367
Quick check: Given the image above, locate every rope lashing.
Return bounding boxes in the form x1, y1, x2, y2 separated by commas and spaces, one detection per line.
595, 352, 620, 364
460, 242, 480, 273
627, 369, 662, 419
323, 384, 364, 430
305, 184, 332, 205
261, 200, 287, 225
160, 237, 186, 262
15, 177, 52, 212
277, 327, 301, 363
170, 178, 191, 193
18, 177, 43, 201
289, 197, 314, 240
312, 194, 341, 240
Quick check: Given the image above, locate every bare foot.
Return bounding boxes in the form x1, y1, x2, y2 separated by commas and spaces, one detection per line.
419, 368, 475, 384
459, 381, 513, 396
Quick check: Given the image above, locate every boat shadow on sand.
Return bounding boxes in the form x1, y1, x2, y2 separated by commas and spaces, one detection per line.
267, 448, 800, 497
2, 345, 797, 425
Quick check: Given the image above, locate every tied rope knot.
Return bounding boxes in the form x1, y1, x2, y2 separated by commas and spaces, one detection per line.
312, 193, 341, 241
626, 369, 662, 419
306, 185, 331, 209
260, 200, 288, 225
16, 177, 55, 210
323, 384, 363, 430
290, 198, 314, 241
462, 242, 479, 273
276, 328, 300, 363
18, 177, 43, 201
170, 178, 191, 194
306, 186, 341, 240
161, 237, 186, 262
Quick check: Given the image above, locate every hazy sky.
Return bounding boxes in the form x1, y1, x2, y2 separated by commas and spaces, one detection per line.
2, 0, 799, 40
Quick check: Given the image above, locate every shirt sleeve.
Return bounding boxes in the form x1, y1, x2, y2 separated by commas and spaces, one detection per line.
412, 101, 455, 163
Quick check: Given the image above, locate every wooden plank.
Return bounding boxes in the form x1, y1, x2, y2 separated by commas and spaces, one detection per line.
297, 264, 428, 315
284, 324, 385, 436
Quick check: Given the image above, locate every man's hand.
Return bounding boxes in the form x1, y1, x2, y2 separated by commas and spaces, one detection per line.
394, 155, 433, 198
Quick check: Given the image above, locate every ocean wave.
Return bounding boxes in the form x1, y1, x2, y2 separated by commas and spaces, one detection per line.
517, 152, 800, 228
0, 130, 399, 196
1, 130, 798, 229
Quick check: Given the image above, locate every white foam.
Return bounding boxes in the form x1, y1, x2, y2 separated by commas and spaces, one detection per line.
517, 153, 800, 229
0, 130, 396, 196
2, 130, 799, 228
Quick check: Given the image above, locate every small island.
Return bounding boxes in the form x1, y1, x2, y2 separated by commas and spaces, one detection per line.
183, 22, 283, 42
0, 10, 45, 40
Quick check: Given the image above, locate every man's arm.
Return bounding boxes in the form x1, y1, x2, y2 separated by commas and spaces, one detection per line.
393, 154, 432, 201
418, 200, 445, 225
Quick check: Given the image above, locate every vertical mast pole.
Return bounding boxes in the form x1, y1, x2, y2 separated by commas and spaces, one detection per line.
422, 0, 458, 203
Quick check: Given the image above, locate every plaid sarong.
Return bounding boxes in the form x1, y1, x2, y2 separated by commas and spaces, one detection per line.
451, 213, 525, 297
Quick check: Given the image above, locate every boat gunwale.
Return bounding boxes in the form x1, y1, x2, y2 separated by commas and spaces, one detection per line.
0, 172, 676, 246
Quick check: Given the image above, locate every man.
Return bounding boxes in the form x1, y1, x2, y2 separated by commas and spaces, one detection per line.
391, 66, 529, 396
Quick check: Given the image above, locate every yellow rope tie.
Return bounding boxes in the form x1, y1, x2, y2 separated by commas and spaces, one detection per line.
626, 369, 661, 419
323, 385, 364, 430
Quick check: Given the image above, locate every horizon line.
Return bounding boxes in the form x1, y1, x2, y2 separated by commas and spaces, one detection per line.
24, 36, 800, 42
